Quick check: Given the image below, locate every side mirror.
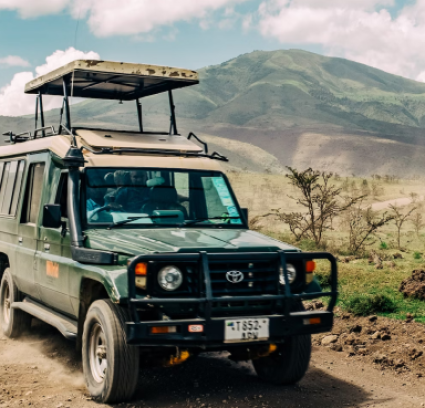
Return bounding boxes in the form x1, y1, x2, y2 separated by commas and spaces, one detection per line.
42, 204, 62, 229
241, 208, 248, 224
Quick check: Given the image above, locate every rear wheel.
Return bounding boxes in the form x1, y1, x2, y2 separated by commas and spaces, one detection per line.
82, 300, 139, 403
252, 334, 311, 385
0, 268, 32, 338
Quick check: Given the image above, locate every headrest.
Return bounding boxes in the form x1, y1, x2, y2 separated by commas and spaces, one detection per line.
149, 186, 177, 203
147, 177, 165, 188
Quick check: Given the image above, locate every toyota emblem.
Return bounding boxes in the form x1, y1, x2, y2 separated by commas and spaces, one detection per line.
226, 270, 244, 283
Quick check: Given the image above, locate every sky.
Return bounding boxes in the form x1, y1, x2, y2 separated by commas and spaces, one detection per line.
0, 0, 423, 116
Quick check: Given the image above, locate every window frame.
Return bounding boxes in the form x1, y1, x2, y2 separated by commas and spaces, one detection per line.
21, 162, 46, 225
0, 158, 26, 219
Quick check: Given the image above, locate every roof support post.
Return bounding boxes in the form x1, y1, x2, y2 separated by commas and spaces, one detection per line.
62, 77, 71, 132
34, 95, 39, 137
168, 89, 178, 135
34, 92, 46, 138
39, 92, 45, 137
136, 98, 143, 133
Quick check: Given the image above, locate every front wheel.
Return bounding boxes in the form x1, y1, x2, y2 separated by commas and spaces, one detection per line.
82, 300, 139, 403
0, 268, 31, 338
253, 334, 311, 385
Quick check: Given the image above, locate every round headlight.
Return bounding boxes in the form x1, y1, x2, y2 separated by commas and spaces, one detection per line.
158, 266, 183, 291
279, 264, 297, 285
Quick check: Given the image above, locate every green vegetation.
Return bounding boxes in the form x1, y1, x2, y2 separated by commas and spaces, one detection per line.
414, 251, 422, 260
380, 241, 389, 250
343, 293, 397, 316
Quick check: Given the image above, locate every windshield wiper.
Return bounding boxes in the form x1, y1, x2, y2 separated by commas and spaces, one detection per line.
107, 214, 178, 229
180, 216, 241, 227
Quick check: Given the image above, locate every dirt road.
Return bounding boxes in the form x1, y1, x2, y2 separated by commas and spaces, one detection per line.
371, 196, 424, 211
1, 319, 425, 408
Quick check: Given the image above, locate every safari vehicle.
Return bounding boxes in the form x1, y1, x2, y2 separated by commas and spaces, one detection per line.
0, 60, 337, 403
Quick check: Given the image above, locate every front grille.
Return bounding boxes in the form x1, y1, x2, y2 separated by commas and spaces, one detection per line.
208, 260, 279, 297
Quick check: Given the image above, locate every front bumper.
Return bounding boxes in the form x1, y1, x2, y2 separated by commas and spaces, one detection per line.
126, 310, 333, 346
126, 251, 337, 347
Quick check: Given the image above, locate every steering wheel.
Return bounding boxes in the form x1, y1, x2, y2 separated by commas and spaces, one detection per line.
88, 204, 123, 221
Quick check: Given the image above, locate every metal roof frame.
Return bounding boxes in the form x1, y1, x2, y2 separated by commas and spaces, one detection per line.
24, 60, 199, 100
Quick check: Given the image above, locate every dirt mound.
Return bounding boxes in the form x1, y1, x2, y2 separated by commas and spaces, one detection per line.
314, 310, 425, 378
399, 269, 425, 300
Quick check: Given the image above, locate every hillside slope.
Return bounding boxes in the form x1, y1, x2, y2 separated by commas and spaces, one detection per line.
2, 49, 425, 176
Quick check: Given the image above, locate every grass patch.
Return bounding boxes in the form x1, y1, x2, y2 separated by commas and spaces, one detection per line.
343, 293, 397, 316
414, 251, 422, 260
380, 241, 388, 250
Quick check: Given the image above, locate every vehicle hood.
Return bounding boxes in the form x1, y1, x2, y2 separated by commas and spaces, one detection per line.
84, 228, 299, 256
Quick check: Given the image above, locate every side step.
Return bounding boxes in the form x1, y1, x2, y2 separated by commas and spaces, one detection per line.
12, 297, 78, 341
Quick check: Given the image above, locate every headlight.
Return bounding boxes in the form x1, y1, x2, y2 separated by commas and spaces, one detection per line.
279, 264, 297, 285
158, 266, 183, 291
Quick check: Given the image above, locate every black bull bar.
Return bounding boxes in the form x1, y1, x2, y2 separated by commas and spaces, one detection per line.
126, 251, 338, 346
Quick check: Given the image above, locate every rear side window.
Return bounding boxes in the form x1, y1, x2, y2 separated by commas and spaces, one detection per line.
0, 159, 25, 217
21, 163, 45, 224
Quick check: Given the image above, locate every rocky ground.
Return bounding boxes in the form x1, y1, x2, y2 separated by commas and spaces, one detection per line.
1, 317, 425, 408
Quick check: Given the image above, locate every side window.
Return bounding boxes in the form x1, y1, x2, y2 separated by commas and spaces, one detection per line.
0, 160, 25, 217
55, 172, 68, 218
21, 163, 45, 224
10, 161, 25, 216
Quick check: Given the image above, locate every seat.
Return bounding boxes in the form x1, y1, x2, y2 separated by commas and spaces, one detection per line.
142, 186, 188, 219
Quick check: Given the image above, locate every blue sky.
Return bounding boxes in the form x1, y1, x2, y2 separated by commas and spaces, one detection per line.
1, 0, 424, 116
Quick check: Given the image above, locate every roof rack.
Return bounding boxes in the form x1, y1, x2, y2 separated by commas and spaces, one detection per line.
4, 60, 228, 163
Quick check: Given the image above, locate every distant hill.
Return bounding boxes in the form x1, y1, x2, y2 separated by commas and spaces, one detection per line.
2, 49, 425, 176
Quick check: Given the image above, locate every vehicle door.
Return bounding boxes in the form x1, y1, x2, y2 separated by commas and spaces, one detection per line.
15, 154, 48, 299
35, 169, 74, 316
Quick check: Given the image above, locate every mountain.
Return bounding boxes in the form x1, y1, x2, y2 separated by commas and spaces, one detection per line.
2, 49, 425, 176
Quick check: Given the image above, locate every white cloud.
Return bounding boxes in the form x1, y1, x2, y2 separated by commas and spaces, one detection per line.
70, 0, 249, 37
0, 47, 100, 117
0, 55, 30, 67
0, 0, 250, 37
257, 0, 425, 81
0, 0, 69, 18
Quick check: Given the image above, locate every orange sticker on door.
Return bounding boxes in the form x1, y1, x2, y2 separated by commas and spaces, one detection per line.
46, 261, 59, 278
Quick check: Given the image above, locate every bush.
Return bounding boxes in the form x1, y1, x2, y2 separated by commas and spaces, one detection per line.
380, 241, 388, 250
315, 269, 332, 288
297, 239, 318, 252
414, 251, 422, 260
344, 294, 397, 316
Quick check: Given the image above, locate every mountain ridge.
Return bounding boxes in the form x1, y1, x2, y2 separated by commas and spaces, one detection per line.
2, 49, 425, 176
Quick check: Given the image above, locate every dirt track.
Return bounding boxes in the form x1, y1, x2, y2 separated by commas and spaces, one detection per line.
1, 319, 425, 408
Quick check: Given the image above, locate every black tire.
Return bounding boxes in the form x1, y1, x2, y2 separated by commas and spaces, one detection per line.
0, 268, 32, 338
82, 300, 139, 403
252, 333, 311, 385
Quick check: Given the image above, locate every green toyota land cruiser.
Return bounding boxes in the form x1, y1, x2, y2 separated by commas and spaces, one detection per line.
0, 60, 337, 403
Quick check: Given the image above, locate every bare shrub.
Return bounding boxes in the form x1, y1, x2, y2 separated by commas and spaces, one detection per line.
410, 192, 419, 203
411, 210, 425, 237
389, 204, 417, 249
347, 204, 394, 254
371, 180, 384, 198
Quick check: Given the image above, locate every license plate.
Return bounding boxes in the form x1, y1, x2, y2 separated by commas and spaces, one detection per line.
224, 318, 269, 343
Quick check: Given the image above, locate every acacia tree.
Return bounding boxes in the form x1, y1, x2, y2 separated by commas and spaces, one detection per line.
411, 210, 425, 237
270, 168, 364, 246
389, 204, 416, 249
347, 206, 394, 254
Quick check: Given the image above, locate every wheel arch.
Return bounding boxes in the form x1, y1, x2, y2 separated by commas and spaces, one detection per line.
77, 278, 110, 349
0, 253, 10, 282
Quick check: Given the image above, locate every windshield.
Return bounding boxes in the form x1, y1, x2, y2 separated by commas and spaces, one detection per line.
84, 168, 244, 228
